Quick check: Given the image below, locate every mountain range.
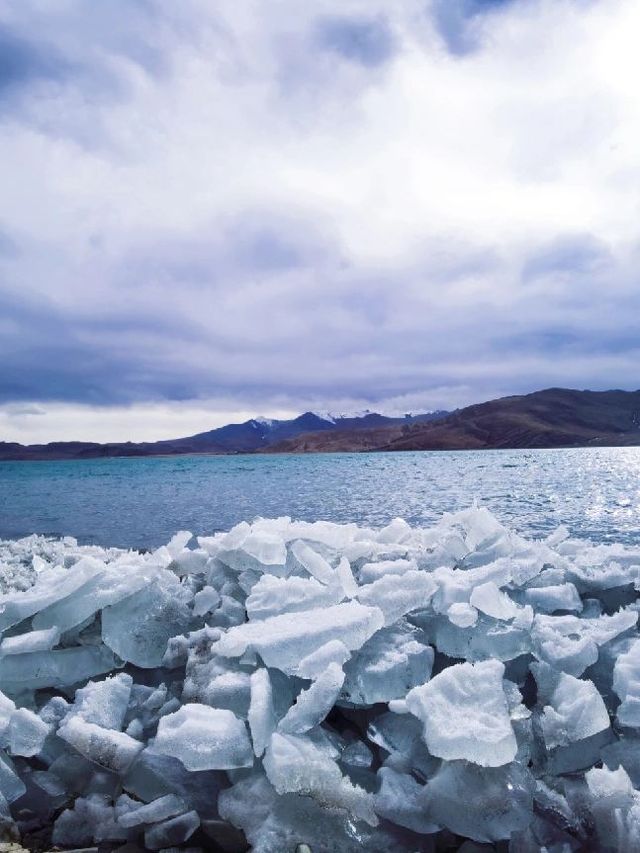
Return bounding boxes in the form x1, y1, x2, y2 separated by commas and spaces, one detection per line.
0, 410, 447, 461
2, 388, 640, 461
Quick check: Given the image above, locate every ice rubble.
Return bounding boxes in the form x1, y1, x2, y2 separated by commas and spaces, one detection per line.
2, 511, 640, 850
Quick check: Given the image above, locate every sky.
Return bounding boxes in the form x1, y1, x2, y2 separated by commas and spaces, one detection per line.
1, 0, 640, 443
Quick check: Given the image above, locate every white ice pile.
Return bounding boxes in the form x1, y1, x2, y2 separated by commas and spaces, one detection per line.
3, 509, 640, 850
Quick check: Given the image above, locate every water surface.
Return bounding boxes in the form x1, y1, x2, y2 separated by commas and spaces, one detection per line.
1, 447, 639, 549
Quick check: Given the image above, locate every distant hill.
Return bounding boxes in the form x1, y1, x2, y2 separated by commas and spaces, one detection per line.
0, 410, 448, 461
264, 388, 640, 453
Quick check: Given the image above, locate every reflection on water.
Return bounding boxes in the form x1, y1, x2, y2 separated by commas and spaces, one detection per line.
0, 447, 639, 549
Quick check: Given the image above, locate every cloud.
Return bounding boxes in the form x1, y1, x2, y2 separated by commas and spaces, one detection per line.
313, 15, 396, 67
0, 0, 639, 442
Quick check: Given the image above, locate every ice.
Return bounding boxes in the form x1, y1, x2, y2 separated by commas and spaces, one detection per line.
470, 580, 522, 620
7, 708, 50, 757
342, 622, 434, 705
406, 660, 518, 766
152, 704, 253, 770
118, 793, 188, 828
532, 607, 638, 676
0, 690, 15, 737
297, 639, 351, 678
245, 573, 344, 620
192, 584, 220, 616
0, 645, 118, 693
58, 716, 144, 772
263, 731, 377, 826
0, 626, 60, 656
0, 752, 25, 803
423, 761, 534, 842
66, 673, 133, 729
613, 639, 640, 727
523, 582, 583, 613
447, 601, 479, 626
532, 662, 610, 749
213, 601, 384, 675
4, 506, 640, 848
144, 809, 200, 849
374, 766, 439, 833
290, 540, 336, 584
278, 663, 344, 734
248, 668, 277, 756
356, 570, 437, 625
102, 575, 192, 667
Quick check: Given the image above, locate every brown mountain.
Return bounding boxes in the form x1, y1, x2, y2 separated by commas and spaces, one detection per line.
264, 388, 640, 453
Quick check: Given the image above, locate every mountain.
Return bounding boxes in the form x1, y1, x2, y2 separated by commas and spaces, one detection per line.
0, 410, 448, 461
264, 388, 640, 453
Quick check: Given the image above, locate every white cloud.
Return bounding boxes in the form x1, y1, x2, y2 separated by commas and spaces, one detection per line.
0, 0, 639, 442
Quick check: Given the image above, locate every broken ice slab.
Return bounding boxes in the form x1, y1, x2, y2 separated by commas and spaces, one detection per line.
0, 626, 60, 657
101, 576, 192, 668
151, 704, 253, 770
406, 659, 518, 767
0, 645, 118, 693
58, 716, 144, 773
213, 601, 385, 675
341, 621, 434, 705
0, 557, 105, 633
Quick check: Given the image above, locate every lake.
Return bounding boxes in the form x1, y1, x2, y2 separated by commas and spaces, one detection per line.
1, 447, 639, 549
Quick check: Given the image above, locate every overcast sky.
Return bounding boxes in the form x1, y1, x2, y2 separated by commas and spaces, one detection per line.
1, 0, 639, 443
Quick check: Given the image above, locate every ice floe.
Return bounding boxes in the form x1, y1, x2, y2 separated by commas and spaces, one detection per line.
2, 506, 640, 849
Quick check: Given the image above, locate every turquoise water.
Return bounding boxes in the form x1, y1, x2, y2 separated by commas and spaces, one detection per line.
1, 447, 640, 549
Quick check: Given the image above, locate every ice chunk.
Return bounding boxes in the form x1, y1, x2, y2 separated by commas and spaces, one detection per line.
359, 558, 417, 584
248, 668, 277, 757
144, 810, 200, 849
532, 608, 638, 676
152, 704, 253, 770
8, 708, 50, 757
423, 761, 534, 842
263, 731, 377, 826
335, 557, 358, 598
0, 644, 117, 692
613, 639, 640, 727
278, 663, 344, 734
341, 739, 372, 767
166, 530, 193, 558
447, 602, 478, 627
356, 571, 436, 625
32, 562, 156, 633
374, 766, 439, 834
58, 715, 143, 772
193, 585, 221, 616
219, 530, 287, 574
102, 576, 192, 667
0, 751, 26, 803
523, 583, 582, 613
290, 540, 335, 584
0, 626, 60, 656
532, 663, 609, 749
0, 690, 15, 737
0, 556, 104, 632
213, 601, 384, 675
245, 573, 343, 620
406, 660, 517, 766
342, 622, 433, 705
118, 793, 188, 828
297, 640, 351, 679
67, 673, 133, 730
470, 581, 521, 620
